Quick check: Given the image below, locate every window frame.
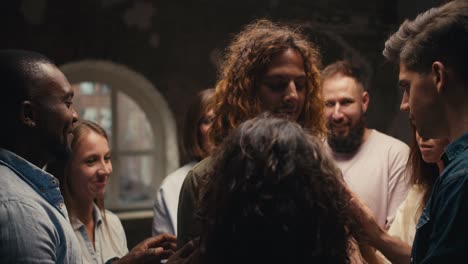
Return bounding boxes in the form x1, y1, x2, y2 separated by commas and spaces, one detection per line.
60, 60, 179, 211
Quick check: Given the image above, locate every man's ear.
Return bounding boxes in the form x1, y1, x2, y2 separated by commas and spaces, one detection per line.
361, 91, 370, 113
20, 101, 36, 128
432, 61, 446, 94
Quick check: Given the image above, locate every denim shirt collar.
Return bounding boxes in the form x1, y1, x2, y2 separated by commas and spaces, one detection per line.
441, 132, 468, 167
0, 148, 68, 219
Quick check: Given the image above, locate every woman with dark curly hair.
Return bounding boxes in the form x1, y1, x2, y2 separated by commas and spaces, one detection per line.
167, 115, 358, 264
177, 18, 326, 248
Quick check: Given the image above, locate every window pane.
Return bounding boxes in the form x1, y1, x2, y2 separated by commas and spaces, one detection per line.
117, 91, 154, 151
79, 82, 95, 95
118, 155, 155, 202
72, 82, 112, 141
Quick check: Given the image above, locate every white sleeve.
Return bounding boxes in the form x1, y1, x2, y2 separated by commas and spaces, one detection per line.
385, 143, 411, 229
152, 187, 175, 236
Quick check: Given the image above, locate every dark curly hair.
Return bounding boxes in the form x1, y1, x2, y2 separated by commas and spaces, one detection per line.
197, 114, 355, 264
210, 19, 326, 146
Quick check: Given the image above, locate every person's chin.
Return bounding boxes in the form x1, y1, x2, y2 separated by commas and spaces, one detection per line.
91, 189, 106, 199
331, 129, 349, 138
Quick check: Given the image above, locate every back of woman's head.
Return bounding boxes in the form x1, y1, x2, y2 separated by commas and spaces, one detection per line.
198, 114, 354, 264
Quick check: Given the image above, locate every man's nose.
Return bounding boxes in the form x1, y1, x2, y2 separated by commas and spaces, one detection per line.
284, 81, 299, 103
71, 107, 79, 124
400, 92, 409, 112
332, 104, 344, 121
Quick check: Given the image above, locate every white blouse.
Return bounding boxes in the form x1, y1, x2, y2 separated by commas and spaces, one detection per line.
72, 204, 128, 264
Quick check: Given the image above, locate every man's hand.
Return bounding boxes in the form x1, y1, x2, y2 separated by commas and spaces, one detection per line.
341, 181, 384, 245
347, 187, 411, 264
114, 234, 177, 264
166, 238, 198, 264
349, 195, 385, 244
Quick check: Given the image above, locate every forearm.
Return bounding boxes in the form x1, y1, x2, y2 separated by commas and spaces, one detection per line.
372, 231, 411, 264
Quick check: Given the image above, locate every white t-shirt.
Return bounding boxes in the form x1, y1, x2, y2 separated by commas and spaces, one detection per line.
377, 184, 424, 263
388, 184, 424, 245
152, 162, 198, 236
326, 129, 410, 229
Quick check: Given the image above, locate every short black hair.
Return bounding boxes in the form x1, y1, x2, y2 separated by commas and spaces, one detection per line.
0, 49, 54, 142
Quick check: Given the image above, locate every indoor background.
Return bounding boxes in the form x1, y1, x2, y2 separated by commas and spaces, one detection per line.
0, 0, 442, 248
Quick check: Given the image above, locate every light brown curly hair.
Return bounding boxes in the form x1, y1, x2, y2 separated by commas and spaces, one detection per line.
210, 19, 326, 145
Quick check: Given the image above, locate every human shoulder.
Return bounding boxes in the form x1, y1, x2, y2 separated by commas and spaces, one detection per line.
183, 156, 214, 189
438, 161, 468, 193
0, 198, 62, 262
101, 209, 129, 255
0, 197, 54, 223
161, 162, 198, 189
371, 129, 409, 147
190, 156, 214, 176
0, 164, 26, 195
0, 166, 52, 218
370, 130, 409, 150
102, 209, 127, 243
104, 209, 123, 226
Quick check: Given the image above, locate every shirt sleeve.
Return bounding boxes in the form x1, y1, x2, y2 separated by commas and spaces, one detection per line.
0, 200, 59, 264
152, 187, 175, 236
385, 143, 410, 229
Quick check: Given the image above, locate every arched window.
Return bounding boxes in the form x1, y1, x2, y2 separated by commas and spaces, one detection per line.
60, 61, 179, 211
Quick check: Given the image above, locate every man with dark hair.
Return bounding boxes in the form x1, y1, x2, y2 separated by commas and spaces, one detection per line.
0, 49, 176, 263
176, 19, 327, 248
0, 49, 82, 263
350, 1, 468, 263
322, 60, 410, 229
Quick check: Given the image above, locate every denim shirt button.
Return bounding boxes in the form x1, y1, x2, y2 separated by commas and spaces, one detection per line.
40, 186, 46, 192
51, 179, 57, 186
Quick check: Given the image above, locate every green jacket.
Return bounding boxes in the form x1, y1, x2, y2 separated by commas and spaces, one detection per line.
176, 156, 214, 248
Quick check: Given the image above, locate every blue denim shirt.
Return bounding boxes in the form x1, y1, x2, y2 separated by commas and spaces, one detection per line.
411, 132, 468, 263
0, 148, 82, 263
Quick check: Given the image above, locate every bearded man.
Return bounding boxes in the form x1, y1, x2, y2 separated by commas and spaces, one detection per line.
322, 60, 410, 229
